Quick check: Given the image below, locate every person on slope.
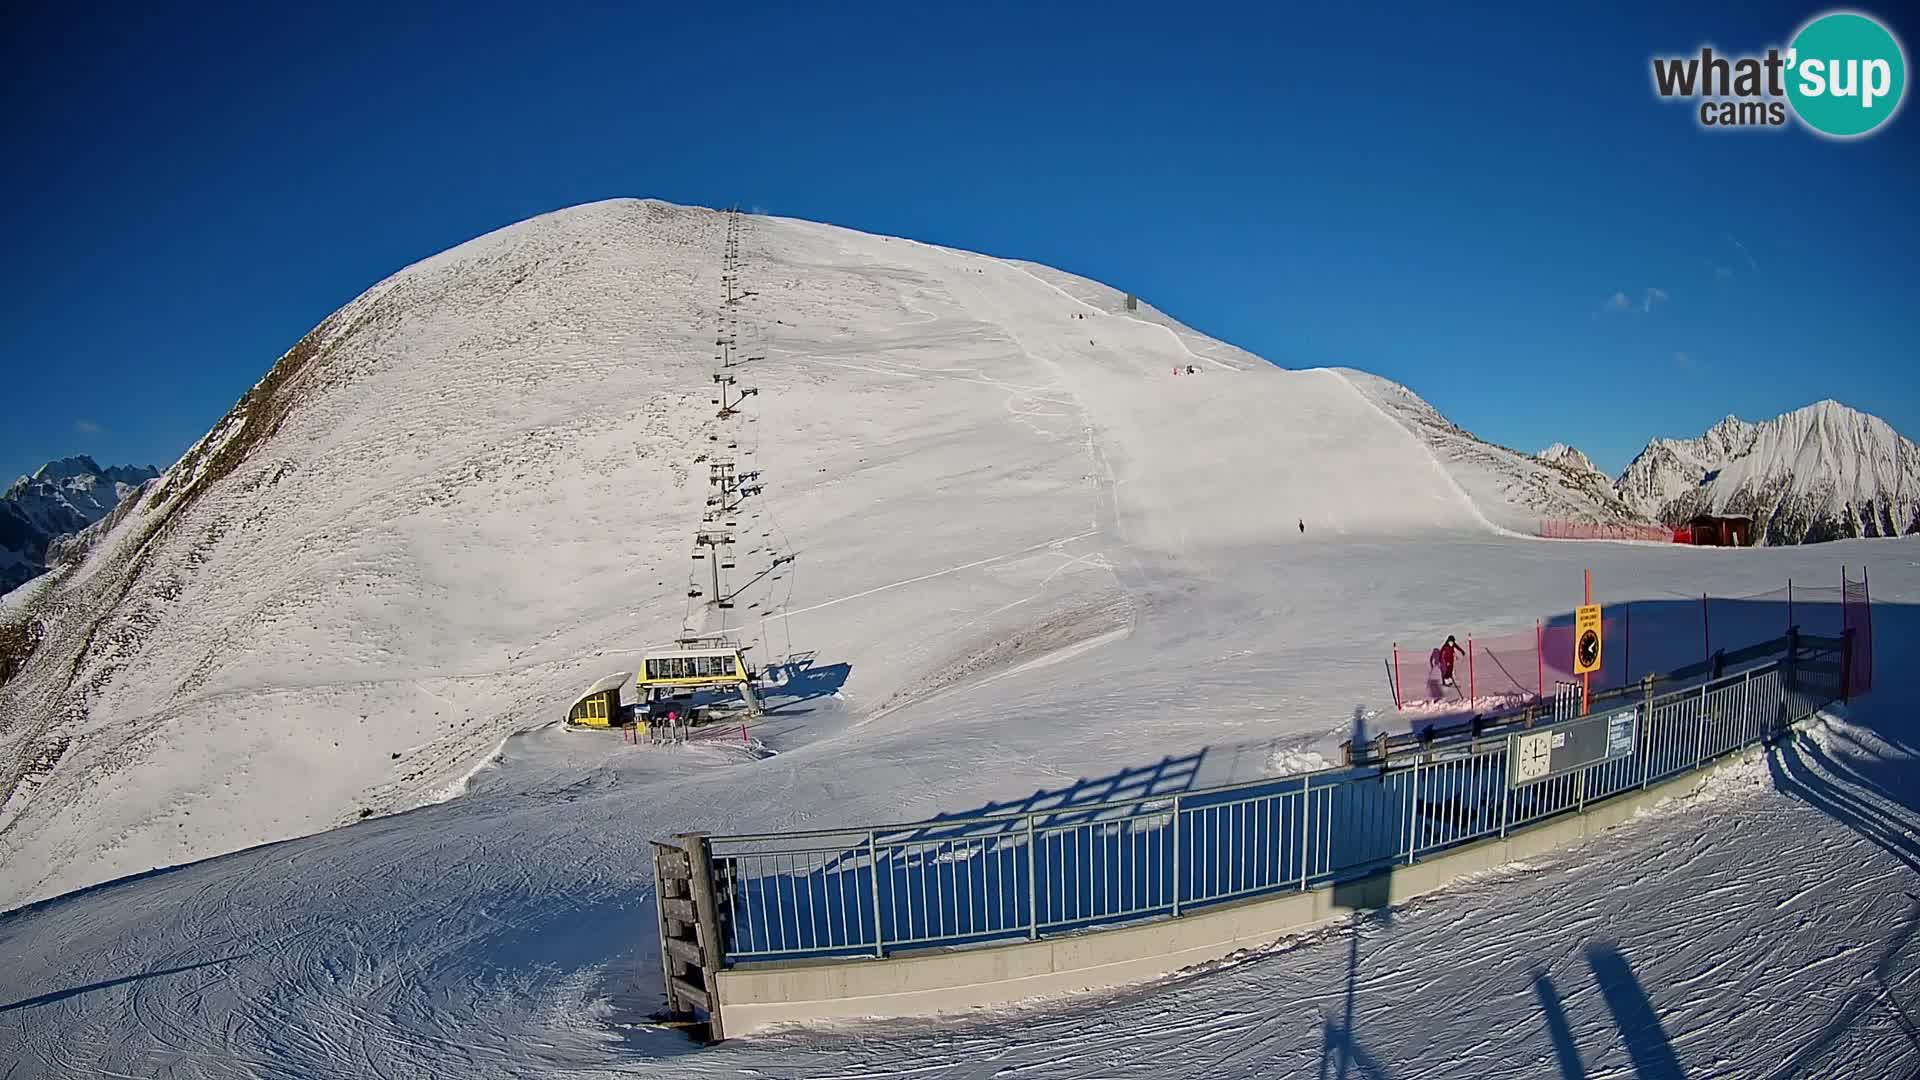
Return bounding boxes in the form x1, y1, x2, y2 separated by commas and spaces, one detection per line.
1433, 636, 1466, 692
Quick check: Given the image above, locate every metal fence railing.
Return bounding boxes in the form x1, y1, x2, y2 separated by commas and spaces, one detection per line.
672, 631, 1855, 971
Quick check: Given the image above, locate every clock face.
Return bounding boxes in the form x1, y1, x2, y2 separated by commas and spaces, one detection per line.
1515, 732, 1553, 782
1578, 630, 1600, 669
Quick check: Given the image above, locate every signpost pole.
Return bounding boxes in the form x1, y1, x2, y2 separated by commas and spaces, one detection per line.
1583, 570, 1592, 715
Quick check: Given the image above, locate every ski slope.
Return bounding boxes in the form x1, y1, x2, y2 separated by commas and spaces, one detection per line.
1, 200, 1914, 1077
0, 200, 1543, 909
1, 537, 1913, 1079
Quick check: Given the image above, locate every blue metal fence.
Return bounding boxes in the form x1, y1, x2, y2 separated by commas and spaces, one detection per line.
701, 637, 1844, 966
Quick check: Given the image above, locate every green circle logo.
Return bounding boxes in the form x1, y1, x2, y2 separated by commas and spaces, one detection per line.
1787, 11, 1907, 137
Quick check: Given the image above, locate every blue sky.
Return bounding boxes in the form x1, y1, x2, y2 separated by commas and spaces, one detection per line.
2, 1, 1914, 482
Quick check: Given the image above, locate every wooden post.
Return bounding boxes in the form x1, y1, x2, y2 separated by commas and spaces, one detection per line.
651, 843, 683, 1016
681, 833, 726, 1041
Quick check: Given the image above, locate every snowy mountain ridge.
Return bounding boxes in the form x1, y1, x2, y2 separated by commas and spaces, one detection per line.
0, 198, 1629, 910
1536, 443, 1604, 478
1615, 400, 1919, 544
0, 456, 158, 595
1340, 372, 1643, 533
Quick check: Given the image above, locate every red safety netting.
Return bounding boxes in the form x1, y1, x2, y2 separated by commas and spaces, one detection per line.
1387, 572, 1872, 710
1539, 520, 1680, 543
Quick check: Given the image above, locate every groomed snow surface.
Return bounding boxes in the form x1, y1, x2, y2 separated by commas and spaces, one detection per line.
0, 201, 1915, 1077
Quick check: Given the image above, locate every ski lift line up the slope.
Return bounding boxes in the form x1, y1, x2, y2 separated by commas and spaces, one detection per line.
574, 207, 791, 735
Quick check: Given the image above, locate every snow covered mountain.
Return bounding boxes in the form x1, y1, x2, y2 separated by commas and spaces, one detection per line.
0, 456, 158, 595
1616, 402, 1920, 544
1537, 442, 1602, 477
0, 198, 1637, 909
1, 199, 1916, 1080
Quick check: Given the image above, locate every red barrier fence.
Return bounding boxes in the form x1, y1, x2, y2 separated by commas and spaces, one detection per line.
1540, 520, 1680, 543
1389, 569, 1873, 711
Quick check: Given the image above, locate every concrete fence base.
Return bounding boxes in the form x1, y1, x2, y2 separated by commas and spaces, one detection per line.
715, 746, 1761, 1035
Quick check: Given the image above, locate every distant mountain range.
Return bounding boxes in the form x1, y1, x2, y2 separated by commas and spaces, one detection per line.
1542, 400, 1918, 544
1, 456, 159, 594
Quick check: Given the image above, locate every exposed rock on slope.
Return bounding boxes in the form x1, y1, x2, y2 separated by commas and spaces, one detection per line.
1339, 371, 1643, 534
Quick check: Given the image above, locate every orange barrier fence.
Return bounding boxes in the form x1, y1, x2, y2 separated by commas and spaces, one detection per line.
1387, 571, 1872, 710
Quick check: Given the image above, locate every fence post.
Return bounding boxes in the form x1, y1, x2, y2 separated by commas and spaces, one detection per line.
1392, 644, 1403, 710
1170, 794, 1183, 917
681, 833, 726, 1038
1787, 578, 1793, 635
1694, 683, 1709, 769
1783, 626, 1800, 732
1499, 744, 1511, 838
1742, 668, 1753, 745
1297, 776, 1311, 891
1640, 677, 1655, 789
1025, 815, 1038, 940
1863, 566, 1874, 695
1404, 755, 1420, 865
868, 831, 885, 958
1576, 764, 1587, 813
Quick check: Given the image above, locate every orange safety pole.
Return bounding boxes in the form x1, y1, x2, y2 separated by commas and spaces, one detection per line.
1468, 634, 1476, 702
1583, 569, 1592, 715
1536, 618, 1543, 701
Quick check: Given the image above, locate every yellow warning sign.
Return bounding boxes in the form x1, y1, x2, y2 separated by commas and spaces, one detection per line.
1574, 604, 1603, 675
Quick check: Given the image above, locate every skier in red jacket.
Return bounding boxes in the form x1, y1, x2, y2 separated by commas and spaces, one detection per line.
1434, 635, 1466, 690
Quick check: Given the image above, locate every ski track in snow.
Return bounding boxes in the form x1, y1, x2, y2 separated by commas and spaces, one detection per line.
0, 201, 1914, 1078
